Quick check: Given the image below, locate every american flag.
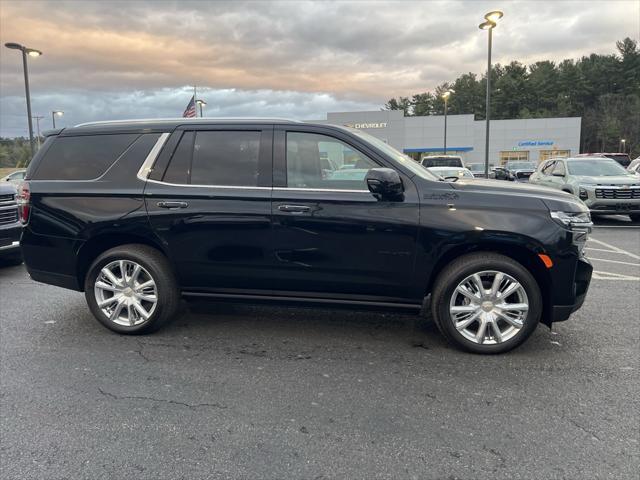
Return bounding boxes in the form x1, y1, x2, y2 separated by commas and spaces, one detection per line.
182, 95, 196, 118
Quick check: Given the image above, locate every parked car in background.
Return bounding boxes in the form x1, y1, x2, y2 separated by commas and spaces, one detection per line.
1, 169, 26, 184
490, 166, 508, 180
0, 181, 22, 265
503, 161, 537, 182
576, 152, 631, 168
20, 118, 593, 354
465, 163, 494, 178
627, 157, 640, 175
427, 166, 475, 181
420, 155, 464, 168
530, 156, 640, 221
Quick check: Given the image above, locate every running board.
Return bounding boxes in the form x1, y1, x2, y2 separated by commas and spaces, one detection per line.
181, 291, 422, 311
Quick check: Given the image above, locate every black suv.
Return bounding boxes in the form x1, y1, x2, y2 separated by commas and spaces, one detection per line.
19, 119, 593, 353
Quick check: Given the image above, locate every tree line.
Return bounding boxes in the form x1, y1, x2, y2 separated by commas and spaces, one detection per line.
384, 38, 639, 158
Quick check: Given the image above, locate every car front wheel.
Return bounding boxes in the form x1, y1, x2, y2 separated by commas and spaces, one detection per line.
84, 244, 180, 334
431, 252, 542, 354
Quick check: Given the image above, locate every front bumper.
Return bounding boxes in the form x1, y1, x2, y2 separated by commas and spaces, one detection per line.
0, 223, 22, 257
550, 255, 593, 322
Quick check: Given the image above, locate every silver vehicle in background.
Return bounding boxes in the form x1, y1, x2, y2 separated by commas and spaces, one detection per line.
1, 169, 26, 185
529, 156, 640, 221
628, 157, 640, 175
426, 166, 475, 181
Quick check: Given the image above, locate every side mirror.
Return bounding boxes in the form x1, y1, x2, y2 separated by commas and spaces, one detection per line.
552, 171, 565, 177
365, 168, 404, 201
443, 176, 459, 182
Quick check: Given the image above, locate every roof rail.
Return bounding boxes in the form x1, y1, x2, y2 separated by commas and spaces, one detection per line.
74, 117, 301, 127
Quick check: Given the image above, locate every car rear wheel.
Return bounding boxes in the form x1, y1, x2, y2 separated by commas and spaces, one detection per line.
431, 252, 542, 354
84, 244, 180, 334
629, 213, 640, 222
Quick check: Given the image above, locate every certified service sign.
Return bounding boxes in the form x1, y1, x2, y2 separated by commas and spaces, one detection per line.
517, 140, 554, 147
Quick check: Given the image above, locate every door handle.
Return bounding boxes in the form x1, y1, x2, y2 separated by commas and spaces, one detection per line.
278, 204, 311, 213
157, 201, 189, 209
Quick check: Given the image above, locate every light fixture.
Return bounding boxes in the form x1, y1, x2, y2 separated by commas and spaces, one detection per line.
484, 10, 503, 23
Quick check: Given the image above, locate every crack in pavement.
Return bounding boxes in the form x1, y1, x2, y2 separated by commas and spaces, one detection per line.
567, 418, 602, 441
97, 388, 228, 410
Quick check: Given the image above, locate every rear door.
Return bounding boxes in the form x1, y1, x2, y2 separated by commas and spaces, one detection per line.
269, 126, 421, 301
145, 124, 273, 292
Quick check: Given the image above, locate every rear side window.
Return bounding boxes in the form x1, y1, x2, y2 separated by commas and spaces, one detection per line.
191, 131, 261, 186
32, 134, 139, 180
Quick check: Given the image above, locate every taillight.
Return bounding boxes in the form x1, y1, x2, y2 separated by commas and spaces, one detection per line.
16, 181, 30, 224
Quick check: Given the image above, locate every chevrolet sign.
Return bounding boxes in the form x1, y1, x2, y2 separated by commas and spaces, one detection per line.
345, 122, 388, 129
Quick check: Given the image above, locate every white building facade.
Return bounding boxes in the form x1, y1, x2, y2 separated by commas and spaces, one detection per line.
311, 110, 581, 167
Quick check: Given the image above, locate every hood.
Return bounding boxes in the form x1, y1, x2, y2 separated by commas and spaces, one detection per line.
0, 182, 17, 195
573, 175, 640, 186
450, 178, 587, 213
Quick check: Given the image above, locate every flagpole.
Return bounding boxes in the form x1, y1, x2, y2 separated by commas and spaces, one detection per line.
194, 85, 197, 117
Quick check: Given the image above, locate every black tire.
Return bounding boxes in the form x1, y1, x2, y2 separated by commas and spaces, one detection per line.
629, 213, 640, 223
431, 252, 542, 354
84, 244, 180, 334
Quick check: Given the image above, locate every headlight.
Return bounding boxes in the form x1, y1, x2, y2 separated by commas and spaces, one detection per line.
550, 211, 592, 228
578, 187, 588, 200
550, 211, 592, 253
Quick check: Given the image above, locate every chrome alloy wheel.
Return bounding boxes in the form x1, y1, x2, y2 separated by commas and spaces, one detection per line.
94, 260, 158, 327
449, 270, 529, 345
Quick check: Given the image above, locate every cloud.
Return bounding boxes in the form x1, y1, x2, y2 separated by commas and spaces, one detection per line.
0, 0, 637, 136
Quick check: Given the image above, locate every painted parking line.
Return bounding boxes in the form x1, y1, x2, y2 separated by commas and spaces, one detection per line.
587, 238, 640, 260
592, 271, 640, 281
588, 257, 640, 267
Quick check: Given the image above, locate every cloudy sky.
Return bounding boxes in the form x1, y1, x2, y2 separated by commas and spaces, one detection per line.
1, 0, 638, 137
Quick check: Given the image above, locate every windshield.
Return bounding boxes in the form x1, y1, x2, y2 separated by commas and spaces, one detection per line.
348, 129, 440, 180
567, 159, 630, 176
506, 162, 536, 170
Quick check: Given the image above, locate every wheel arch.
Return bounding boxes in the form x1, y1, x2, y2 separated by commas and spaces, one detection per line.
425, 241, 553, 326
76, 233, 169, 292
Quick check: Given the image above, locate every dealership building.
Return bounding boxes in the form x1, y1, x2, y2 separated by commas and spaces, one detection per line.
311, 110, 581, 167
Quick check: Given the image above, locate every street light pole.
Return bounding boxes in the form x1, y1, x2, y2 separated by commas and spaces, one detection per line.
620, 139, 626, 153
484, 27, 492, 178
479, 11, 503, 178
5, 43, 42, 159
52, 110, 64, 129
441, 90, 453, 154
32, 115, 44, 149
196, 99, 207, 118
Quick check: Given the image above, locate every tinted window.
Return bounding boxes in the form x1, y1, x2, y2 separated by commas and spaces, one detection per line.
162, 131, 194, 184
191, 131, 261, 186
286, 132, 379, 190
33, 134, 138, 180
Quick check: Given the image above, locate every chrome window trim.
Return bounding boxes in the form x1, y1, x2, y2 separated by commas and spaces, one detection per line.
273, 187, 370, 193
136, 132, 170, 181
145, 177, 271, 190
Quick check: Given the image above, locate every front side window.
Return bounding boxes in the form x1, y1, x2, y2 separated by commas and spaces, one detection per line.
541, 161, 556, 175
552, 161, 566, 176
286, 132, 379, 190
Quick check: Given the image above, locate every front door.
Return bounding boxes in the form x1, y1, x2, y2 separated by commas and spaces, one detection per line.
145, 125, 273, 292
269, 127, 421, 301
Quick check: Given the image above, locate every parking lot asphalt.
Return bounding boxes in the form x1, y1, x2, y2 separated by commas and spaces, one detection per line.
1, 218, 638, 480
